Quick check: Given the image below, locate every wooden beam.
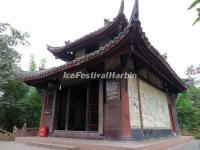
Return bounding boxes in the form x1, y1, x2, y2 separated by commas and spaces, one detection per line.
131, 45, 178, 91
98, 79, 104, 135
151, 65, 177, 88
65, 88, 71, 130
134, 36, 182, 90
130, 47, 150, 65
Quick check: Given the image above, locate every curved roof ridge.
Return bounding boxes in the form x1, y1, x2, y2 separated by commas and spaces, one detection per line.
118, 0, 124, 15
47, 13, 127, 54
47, 0, 127, 55
129, 0, 139, 25
16, 26, 130, 82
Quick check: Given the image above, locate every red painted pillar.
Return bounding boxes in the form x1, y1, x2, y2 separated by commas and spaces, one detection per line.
121, 78, 132, 138
168, 103, 176, 133
39, 91, 47, 128
166, 95, 176, 133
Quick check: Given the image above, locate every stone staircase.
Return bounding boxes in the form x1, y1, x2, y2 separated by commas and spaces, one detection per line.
0, 128, 14, 141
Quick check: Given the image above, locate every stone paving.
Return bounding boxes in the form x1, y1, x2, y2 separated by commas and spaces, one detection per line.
0, 137, 198, 150
166, 140, 200, 150
0, 141, 50, 150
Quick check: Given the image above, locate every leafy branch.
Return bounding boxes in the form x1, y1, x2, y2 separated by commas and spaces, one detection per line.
188, 0, 200, 25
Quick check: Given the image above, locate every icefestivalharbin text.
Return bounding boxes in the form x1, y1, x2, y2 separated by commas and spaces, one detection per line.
63, 72, 137, 79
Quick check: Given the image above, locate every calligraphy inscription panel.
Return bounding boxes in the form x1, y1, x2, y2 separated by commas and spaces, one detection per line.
106, 79, 120, 102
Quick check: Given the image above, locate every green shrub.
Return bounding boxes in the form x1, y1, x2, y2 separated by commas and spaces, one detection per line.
176, 86, 200, 137
194, 132, 200, 139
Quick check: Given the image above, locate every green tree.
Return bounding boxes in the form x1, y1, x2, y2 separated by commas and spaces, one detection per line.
0, 23, 41, 131
0, 23, 29, 85
23, 88, 41, 128
0, 80, 29, 131
177, 65, 200, 138
0, 81, 42, 130
176, 86, 200, 137
188, 0, 200, 25
29, 54, 37, 71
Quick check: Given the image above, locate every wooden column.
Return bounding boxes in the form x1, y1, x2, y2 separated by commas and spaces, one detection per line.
85, 84, 90, 131
166, 94, 176, 133
49, 90, 57, 133
172, 107, 180, 134
121, 78, 132, 138
65, 88, 71, 130
136, 79, 144, 135
98, 79, 104, 135
39, 90, 47, 128
168, 103, 176, 133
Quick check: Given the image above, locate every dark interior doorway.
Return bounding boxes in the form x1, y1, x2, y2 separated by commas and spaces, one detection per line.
56, 88, 68, 130
68, 84, 87, 131
55, 80, 99, 132
88, 81, 99, 131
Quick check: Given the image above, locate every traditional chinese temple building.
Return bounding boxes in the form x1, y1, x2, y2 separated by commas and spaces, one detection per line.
16, 0, 186, 140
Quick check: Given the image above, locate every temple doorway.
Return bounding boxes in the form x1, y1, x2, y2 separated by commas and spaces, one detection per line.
68, 84, 87, 131
87, 81, 99, 131
56, 88, 68, 130
55, 80, 99, 132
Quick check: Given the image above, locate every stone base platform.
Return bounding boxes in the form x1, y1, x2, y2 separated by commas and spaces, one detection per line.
15, 136, 194, 150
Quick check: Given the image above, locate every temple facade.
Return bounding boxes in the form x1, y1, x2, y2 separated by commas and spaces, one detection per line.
16, 0, 186, 140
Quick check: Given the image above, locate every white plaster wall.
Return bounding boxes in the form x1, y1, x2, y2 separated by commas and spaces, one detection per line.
128, 78, 141, 128
139, 80, 171, 129
128, 79, 171, 129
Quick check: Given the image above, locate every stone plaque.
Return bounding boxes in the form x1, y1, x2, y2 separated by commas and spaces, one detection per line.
106, 79, 120, 102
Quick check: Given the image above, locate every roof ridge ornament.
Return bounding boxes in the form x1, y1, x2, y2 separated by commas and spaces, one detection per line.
129, 0, 139, 25
118, 0, 124, 15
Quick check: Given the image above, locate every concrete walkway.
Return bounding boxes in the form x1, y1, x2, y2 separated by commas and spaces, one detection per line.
166, 140, 200, 150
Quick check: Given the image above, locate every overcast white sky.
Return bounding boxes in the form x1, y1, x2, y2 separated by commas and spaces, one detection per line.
0, 0, 199, 78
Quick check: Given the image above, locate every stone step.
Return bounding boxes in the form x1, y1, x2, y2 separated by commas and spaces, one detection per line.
15, 137, 137, 150
0, 128, 11, 135
52, 130, 103, 140
0, 128, 14, 141
0, 134, 14, 141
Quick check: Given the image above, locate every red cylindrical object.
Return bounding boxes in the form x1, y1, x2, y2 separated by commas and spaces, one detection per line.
39, 127, 48, 137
